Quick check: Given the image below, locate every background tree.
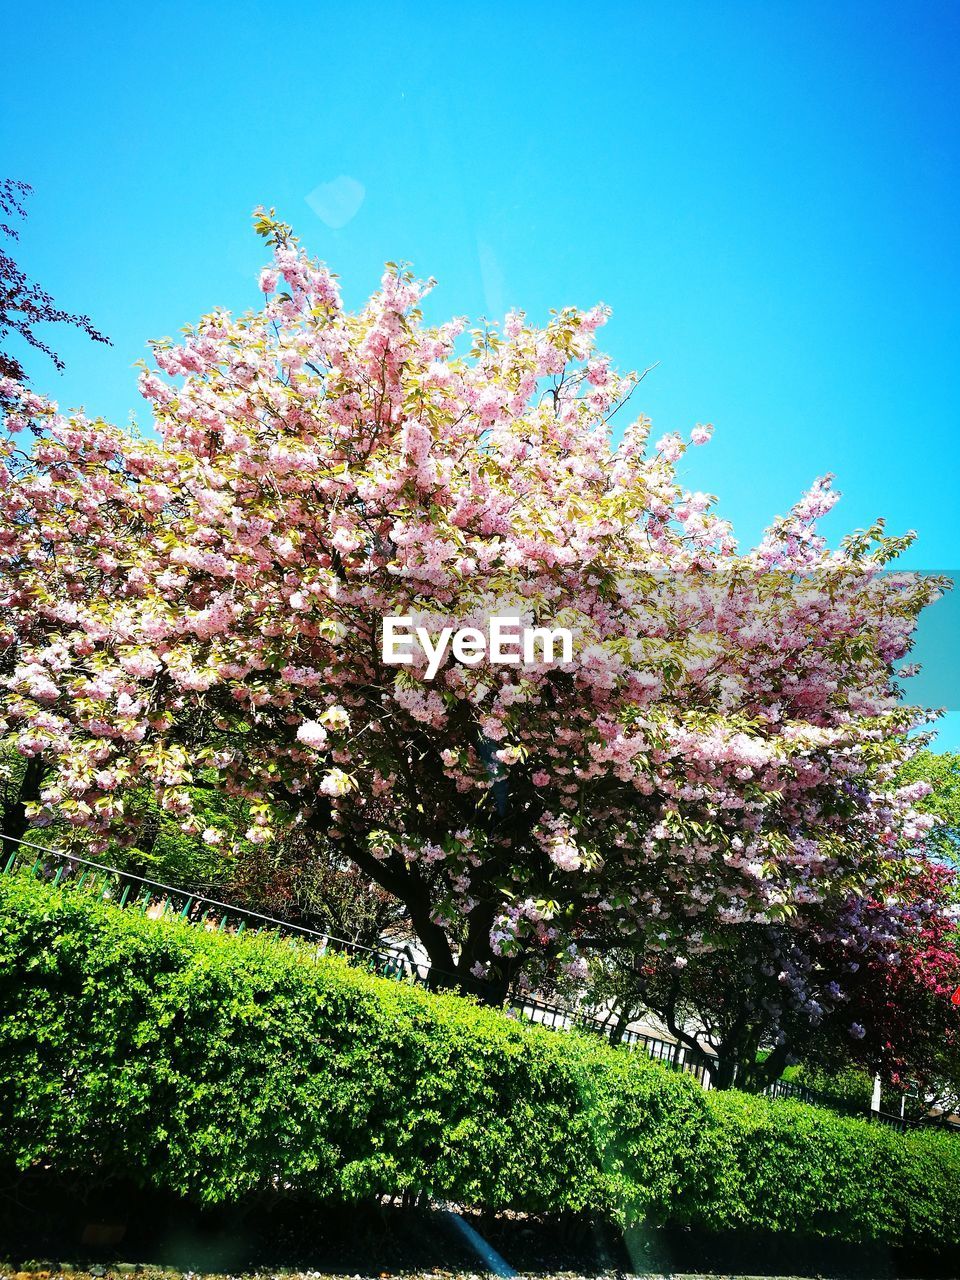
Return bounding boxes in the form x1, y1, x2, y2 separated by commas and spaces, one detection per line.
813, 860, 960, 1109
0, 741, 46, 850
0, 179, 110, 396
580, 855, 960, 1093
581, 922, 853, 1090
224, 826, 409, 948
897, 750, 960, 863
0, 753, 405, 951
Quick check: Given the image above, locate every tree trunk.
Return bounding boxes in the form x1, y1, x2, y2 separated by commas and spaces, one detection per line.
324, 830, 460, 982
1, 754, 46, 848
708, 1055, 739, 1090
746, 1042, 790, 1092
609, 1005, 635, 1046
305, 815, 521, 1003
660, 976, 712, 1073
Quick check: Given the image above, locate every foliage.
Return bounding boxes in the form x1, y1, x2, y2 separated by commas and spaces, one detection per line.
2, 745, 402, 947
116, 801, 408, 948
815, 860, 960, 1104
0, 212, 945, 997
1, 871, 960, 1252
104, 770, 250, 887
581, 855, 960, 1093
691, 1091, 960, 1245
898, 750, 960, 863
0, 870, 704, 1224
223, 824, 409, 947
783, 1062, 939, 1120
781, 1062, 874, 1109
0, 180, 110, 390
1, 744, 243, 890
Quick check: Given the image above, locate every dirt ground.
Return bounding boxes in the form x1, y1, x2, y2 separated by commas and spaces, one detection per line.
0, 1191, 952, 1280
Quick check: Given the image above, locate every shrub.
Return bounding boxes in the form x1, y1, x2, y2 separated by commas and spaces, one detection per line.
686, 1091, 960, 1246
0, 872, 704, 1221
0, 871, 958, 1251
781, 1061, 875, 1108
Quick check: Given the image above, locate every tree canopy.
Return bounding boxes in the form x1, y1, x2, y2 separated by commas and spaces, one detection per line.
0, 212, 946, 998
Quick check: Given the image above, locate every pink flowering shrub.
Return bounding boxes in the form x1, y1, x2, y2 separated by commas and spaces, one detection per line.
0, 210, 945, 994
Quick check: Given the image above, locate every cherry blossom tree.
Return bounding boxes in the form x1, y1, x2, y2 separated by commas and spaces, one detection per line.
581, 859, 959, 1090
0, 211, 945, 998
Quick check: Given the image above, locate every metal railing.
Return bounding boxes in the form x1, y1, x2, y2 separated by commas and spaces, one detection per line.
0, 831, 434, 981
765, 1070, 959, 1134
511, 991, 715, 1085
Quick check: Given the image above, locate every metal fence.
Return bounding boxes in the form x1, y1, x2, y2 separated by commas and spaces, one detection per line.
763, 1074, 958, 1134
511, 991, 715, 1085
0, 831, 435, 979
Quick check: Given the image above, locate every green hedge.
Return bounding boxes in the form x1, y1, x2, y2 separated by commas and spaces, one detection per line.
781, 1061, 875, 1108
0, 872, 958, 1251
0, 873, 704, 1224
694, 1091, 960, 1244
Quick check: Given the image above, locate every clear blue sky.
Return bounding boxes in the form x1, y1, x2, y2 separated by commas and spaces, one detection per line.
3, 1, 958, 745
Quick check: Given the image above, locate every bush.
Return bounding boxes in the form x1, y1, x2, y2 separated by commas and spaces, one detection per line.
0, 872, 704, 1223
782, 1060, 929, 1119
781, 1061, 875, 1109
0, 871, 958, 1251
689, 1091, 960, 1245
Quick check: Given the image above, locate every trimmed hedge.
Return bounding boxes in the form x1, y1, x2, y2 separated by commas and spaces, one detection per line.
0, 873, 958, 1251
694, 1091, 960, 1245
781, 1061, 875, 1108
0, 873, 704, 1224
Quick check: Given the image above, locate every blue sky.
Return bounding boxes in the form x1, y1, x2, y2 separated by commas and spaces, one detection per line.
3, 1, 958, 744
